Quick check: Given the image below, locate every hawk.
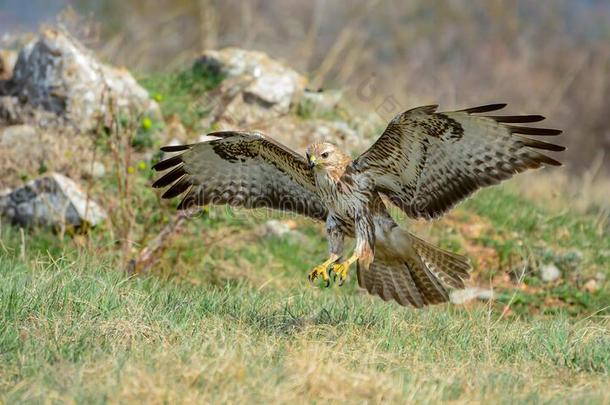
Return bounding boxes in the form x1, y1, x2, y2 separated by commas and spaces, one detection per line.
152, 104, 563, 307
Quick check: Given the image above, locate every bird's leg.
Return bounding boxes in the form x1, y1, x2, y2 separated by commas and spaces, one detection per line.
309, 216, 345, 287
332, 212, 375, 286
308, 253, 339, 287
330, 254, 358, 286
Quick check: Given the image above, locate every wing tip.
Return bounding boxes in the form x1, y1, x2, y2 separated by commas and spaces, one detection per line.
152, 155, 184, 172
509, 126, 563, 136
459, 103, 508, 114
519, 137, 566, 152
488, 114, 546, 124
160, 144, 192, 152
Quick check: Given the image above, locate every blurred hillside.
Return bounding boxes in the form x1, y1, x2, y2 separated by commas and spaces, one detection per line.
2, 0, 610, 173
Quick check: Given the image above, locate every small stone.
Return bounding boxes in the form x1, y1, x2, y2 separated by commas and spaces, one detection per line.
264, 220, 291, 238
263, 219, 307, 245
450, 287, 494, 305
90, 161, 106, 179
540, 263, 561, 282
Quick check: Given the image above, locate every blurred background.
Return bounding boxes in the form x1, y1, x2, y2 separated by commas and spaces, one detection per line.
2, 0, 610, 174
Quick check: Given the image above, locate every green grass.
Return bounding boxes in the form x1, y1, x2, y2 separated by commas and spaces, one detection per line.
0, 245, 608, 403
139, 62, 225, 131
1, 180, 609, 403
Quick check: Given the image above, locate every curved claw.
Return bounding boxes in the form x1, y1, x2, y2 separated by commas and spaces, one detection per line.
308, 264, 331, 287
330, 261, 351, 287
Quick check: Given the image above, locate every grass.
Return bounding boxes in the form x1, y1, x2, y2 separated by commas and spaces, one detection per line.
1, 180, 609, 403
1, 241, 609, 403
139, 62, 225, 131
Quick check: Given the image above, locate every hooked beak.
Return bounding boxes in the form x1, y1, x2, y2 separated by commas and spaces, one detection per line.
307, 153, 316, 168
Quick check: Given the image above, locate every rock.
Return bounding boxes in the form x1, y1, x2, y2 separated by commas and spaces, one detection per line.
0, 49, 17, 80
450, 287, 495, 305
85, 161, 106, 179
540, 263, 561, 282
196, 48, 307, 125
0, 173, 106, 228
558, 250, 583, 272
0, 29, 160, 131
264, 219, 295, 238
263, 219, 307, 245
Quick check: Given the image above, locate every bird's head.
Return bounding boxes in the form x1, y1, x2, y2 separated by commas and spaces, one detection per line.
305, 142, 351, 179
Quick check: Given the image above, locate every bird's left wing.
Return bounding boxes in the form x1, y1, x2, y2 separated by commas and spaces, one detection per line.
352, 104, 564, 220
152, 131, 328, 220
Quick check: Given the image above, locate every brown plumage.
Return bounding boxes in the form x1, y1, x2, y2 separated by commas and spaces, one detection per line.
152, 104, 564, 307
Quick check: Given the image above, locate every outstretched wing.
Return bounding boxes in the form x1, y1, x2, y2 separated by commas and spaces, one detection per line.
352, 104, 564, 220
152, 131, 328, 220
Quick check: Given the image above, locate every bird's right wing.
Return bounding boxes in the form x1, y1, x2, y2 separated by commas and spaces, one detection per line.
353, 104, 564, 220
152, 131, 328, 221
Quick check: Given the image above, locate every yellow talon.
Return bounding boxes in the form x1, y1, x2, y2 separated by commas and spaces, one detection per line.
330, 255, 358, 286
308, 255, 338, 287
308, 264, 330, 286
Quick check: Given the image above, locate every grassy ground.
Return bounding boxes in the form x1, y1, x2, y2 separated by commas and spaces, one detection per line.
1, 64, 609, 403
1, 182, 609, 404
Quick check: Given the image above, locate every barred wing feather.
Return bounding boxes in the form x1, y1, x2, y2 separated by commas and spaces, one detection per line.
353, 104, 564, 219
152, 131, 328, 220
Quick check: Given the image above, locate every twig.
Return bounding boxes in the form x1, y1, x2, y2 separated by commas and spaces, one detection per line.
126, 211, 187, 275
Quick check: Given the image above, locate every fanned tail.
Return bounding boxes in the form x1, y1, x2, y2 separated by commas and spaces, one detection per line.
357, 228, 471, 307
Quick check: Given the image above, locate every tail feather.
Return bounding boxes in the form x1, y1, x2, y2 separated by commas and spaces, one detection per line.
357, 229, 471, 307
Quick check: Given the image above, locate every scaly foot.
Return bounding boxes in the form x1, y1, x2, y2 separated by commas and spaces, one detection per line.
308, 263, 331, 287
330, 255, 358, 286
307, 255, 339, 287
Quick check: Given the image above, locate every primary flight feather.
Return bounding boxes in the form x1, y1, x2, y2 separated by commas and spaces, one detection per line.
152, 104, 564, 307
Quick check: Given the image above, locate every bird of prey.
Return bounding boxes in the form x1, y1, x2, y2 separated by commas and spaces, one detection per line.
152, 104, 563, 307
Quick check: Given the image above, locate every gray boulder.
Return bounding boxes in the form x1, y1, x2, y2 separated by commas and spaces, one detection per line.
196, 48, 306, 125
0, 29, 159, 131
0, 173, 106, 228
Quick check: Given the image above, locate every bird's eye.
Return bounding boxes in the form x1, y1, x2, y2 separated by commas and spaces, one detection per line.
321, 152, 329, 159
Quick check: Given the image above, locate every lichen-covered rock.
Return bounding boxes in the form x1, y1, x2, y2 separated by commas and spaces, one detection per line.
195, 48, 307, 125
0, 173, 106, 228
0, 29, 160, 131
